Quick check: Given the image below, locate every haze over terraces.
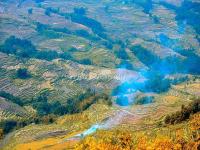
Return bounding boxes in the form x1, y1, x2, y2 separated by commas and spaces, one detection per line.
0, 0, 200, 149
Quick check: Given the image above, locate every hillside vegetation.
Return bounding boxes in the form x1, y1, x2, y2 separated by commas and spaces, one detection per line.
0, 0, 200, 149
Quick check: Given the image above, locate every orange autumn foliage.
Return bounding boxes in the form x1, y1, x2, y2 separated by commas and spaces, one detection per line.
189, 113, 200, 131
76, 113, 200, 150
75, 131, 133, 150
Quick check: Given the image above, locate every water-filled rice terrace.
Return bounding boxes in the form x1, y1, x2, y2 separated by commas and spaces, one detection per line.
0, 0, 200, 149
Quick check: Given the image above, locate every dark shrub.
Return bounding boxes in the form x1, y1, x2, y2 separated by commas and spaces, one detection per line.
36, 50, 58, 61
79, 58, 92, 65
114, 48, 129, 60
0, 129, 3, 139
74, 7, 86, 16
0, 36, 37, 57
68, 47, 78, 52
0, 91, 24, 106
164, 99, 200, 124
134, 96, 154, 105
59, 52, 73, 60
0, 120, 17, 134
28, 8, 33, 14
45, 7, 51, 16
16, 68, 31, 79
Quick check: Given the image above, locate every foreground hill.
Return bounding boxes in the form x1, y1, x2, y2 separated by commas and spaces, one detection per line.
1, 86, 199, 149
0, 0, 199, 118
0, 0, 200, 149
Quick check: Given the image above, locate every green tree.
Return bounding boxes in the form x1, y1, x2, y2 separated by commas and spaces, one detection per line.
28, 8, 33, 14
74, 7, 86, 15
16, 68, 31, 79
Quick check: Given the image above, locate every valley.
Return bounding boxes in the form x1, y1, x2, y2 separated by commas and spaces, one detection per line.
0, 0, 200, 149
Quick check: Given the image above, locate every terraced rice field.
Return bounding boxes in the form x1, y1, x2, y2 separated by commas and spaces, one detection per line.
0, 0, 199, 149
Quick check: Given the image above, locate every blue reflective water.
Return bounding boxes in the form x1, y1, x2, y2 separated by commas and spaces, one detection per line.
76, 124, 101, 138
116, 96, 129, 106
82, 125, 100, 136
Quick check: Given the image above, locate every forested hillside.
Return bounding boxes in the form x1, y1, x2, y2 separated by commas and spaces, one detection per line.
0, 0, 199, 149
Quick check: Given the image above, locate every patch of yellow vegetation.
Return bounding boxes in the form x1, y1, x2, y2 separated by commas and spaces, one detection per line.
163, 95, 181, 104
15, 137, 62, 150
187, 83, 200, 89
75, 114, 200, 150
42, 71, 56, 79
57, 113, 89, 126
13, 78, 26, 86
24, 105, 37, 114
175, 83, 200, 90
6, 65, 21, 70
175, 82, 200, 96
45, 140, 78, 150
38, 81, 53, 90
175, 84, 186, 89
57, 104, 113, 126
28, 65, 36, 71
189, 113, 200, 131
88, 72, 97, 80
